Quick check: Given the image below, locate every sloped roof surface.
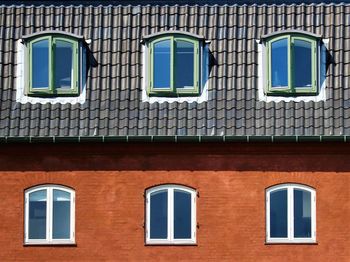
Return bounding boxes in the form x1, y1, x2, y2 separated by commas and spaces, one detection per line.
0, 2, 349, 138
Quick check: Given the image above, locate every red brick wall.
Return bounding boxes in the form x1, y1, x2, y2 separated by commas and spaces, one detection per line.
0, 142, 349, 261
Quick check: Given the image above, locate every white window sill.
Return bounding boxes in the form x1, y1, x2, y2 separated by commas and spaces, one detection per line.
146, 239, 197, 245
265, 239, 317, 245
24, 241, 76, 246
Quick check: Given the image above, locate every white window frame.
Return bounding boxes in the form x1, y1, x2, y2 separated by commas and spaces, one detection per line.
24, 185, 75, 245
266, 184, 316, 243
146, 185, 196, 245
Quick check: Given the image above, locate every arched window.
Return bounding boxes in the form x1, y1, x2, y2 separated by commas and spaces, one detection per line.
143, 31, 206, 97
263, 31, 321, 96
24, 185, 75, 244
23, 31, 82, 97
145, 184, 196, 244
266, 184, 316, 243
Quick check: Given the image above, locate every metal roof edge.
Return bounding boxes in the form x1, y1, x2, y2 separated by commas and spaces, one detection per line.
0, 135, 349, 144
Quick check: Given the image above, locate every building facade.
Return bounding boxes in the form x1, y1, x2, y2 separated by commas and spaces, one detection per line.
0, 0, 349, 261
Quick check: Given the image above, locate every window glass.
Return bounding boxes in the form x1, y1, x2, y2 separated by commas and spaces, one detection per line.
32, 40, 49, 88
174, 190, 192, 239
153, 40, 171, 88
53, 189, 71, 239
293, 39, 312, 88
175, 40, 194, 89
270, 189, 288, 238
54, 40, 74, 89
150, 190, 168, 239
29, 190, 47, 239
271, 38, 288, 88
294, 189, 312, 238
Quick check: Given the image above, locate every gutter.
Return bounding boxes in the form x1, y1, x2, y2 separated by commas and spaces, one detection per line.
0, 135, 349, 143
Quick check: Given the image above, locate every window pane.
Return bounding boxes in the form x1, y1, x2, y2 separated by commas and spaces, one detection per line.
153, 40, 171, 88
293, 39, 312, 88
294, 189, 312, 238
54, 40, 74, 89
271, 38, 288, 88
29, 190, 47, 239
32, 40, 49, 88
174, 190, 192, 239
53, 189, 71, 239
175, 40, 194, 89
270, 189, 288, 238
150, 190, 168, 239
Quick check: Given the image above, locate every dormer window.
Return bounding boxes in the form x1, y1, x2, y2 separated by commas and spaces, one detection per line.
262, 31, 321, 96
23, 32, 83, 97
143, 31, 206, 97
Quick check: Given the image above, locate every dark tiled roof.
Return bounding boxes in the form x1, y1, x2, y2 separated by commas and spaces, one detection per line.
0, 3, 350, 138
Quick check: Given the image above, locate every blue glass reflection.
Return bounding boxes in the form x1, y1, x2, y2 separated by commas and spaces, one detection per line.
270, 189, 288, 238
153, 40, 171, 88
53, 189, 71, 239
294, 189, 312, 238
293, 39, 312, 88
174, 190, 191, 239
29, 190, 47, 239
175, 40, 194, 89
32, 40, 49, 88
271, 38, 288, 88
150, 190, 168, 239
55, 40, 73, 89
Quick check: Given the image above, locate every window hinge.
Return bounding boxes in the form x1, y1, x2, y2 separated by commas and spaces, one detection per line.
73, 231, 75, 237
146, 198, 149, 204
73, 196, 75, 203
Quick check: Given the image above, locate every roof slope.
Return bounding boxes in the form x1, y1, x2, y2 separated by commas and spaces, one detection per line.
0, 3, 349, 138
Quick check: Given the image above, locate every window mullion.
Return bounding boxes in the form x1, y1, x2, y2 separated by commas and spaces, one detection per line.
289, 187, 294, 240
47, 188, 51, 242
288, 36, 293, 93
50, 36, 54, 94
171, 36, 175, 93
168, 188, 173, 242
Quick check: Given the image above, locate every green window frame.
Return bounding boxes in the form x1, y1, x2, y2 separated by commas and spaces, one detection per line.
27, 35, 79, 96
148, 35, 200, 97
266, 34, 318, 95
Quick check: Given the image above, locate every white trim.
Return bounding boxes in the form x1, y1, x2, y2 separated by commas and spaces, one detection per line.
24, 185, 75, 245
16, 40, 87, 105
257, 39, 328, 103
146, 185, 196, 245
266, 184, 316, 244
